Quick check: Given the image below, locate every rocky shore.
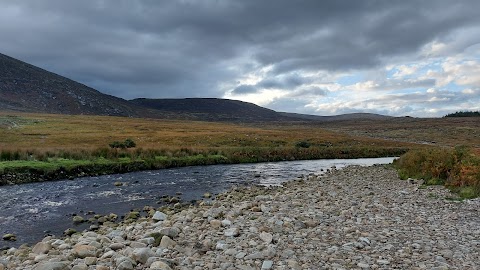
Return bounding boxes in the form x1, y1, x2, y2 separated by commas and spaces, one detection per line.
1, 165, 479, 269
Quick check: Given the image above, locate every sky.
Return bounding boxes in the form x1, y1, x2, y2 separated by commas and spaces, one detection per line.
0, 1, 479, 117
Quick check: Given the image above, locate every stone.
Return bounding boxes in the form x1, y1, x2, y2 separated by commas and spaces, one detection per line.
221, 219, 232, 227
244, 252, 264, 260
224, 227, 240, 237
85, 257, 97, 265
259, 232, 273, 244
158, 227, 180, 238
150, 260, 173, 270
236, 252, 247, 259
116, 260, 134, 270
132, 247, 155, 264
32, 242, 51, 254
33, 262, 69, 270
216, 242, 228, 250
125, 211, 140, 220
34, 254, 48, 263
109, 243, 125, 250
72, 265, 88, 270
357, 263, 370, 269
72, 215, 85, 224
210, 219, 222, 228
64, 228, 77, 236
159, 235, 176, 248
107, 229, 126, 239
73, 244, 97, 258
2, 234, 16, 241
152, 211, 167, 221
203, 192, 212, 198
261, 260, 274, 269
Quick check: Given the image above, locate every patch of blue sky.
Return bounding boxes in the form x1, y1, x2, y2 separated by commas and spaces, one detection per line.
416, 62, 442, 74
336, 73, 363, 86
440, 82, 463, 92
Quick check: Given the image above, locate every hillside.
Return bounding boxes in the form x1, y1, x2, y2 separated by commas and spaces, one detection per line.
131, 98, 291, 122
0, 53, 146, 117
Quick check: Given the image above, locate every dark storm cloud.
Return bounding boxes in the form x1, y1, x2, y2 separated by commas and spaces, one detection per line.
0, 1, 478, 100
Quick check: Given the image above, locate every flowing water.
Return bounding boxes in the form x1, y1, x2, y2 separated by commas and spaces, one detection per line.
0, 157, 395, 248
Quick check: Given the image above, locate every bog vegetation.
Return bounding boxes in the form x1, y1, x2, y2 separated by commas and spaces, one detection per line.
394, 147, 480, 199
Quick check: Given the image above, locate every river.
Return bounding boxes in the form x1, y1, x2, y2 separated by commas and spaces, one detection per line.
0, 157, 395, 248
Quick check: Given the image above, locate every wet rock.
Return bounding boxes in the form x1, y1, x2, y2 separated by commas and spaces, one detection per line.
72, 215, 84, 224
125, 211, 140, 220
2, 234, 16, 241
64, 228, 77, 236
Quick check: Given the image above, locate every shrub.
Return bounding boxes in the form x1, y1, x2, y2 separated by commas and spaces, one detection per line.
295, 141, 311, 148
124, 138, 136, 148
109, 139, 137, 149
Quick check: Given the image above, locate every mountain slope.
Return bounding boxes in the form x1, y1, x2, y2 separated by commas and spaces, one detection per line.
130, 98, 290, 122
0, 53, 146, 117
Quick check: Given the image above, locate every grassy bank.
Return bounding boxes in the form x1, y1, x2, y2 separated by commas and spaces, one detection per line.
394, 146, 480, 199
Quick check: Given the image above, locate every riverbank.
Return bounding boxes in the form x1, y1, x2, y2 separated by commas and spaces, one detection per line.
0, 146, 407, 185
1, 165, 479, 269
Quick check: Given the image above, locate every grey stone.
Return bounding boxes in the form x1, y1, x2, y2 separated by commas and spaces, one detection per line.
261, 260, 273, 269
132, 247, 155, 264
152, 211, 167, 221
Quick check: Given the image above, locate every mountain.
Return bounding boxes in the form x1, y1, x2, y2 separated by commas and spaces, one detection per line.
0, 53, 146, 117
130, 98, 289, 122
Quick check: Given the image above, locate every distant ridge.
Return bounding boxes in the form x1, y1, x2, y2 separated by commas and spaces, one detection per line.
279, 112, 392, 122
130, 98, 289, 122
